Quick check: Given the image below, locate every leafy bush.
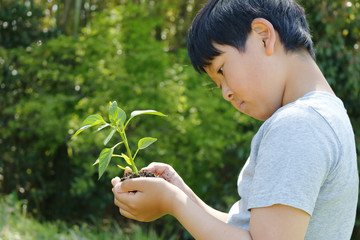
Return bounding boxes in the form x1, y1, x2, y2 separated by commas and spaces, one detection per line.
0, 0, 58, 48
0, 7, 127, 220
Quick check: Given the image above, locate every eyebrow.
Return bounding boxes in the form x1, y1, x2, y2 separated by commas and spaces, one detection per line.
209, 49, 225, 74
209, 63, 217, 74
204, 64, 217, 78
208, 57, 221, 75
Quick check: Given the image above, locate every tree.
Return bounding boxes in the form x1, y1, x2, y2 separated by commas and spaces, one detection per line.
0, 0, 46, 48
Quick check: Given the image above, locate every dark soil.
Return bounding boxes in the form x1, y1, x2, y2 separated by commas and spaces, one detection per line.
120, 170, 156, 182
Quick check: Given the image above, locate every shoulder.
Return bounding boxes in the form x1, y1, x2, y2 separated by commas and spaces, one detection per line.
252, 92, 344, 171
260, 100, 327, 141
261, 91, 347, 138
253, 92, 350, 174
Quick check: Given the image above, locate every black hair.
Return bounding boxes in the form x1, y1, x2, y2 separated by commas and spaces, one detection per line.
187, 0, 315, 73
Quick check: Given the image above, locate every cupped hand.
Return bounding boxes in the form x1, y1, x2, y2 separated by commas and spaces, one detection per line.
141, 162, 186, 190
111, 176, 182, 222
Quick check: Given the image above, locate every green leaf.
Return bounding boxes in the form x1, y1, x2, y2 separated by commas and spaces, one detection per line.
72, 114, 107, 139
130, 110, 167, 119
116, 109, 126, 126
117, 165, 126, 170
138, 137, 157, 150
96, 123, 110, 132
119, 153, 133, 165
109, 101, 118, 124
117, 165, 132, 172
82, 114, 106, 126
104, 128, 116, 145
109, 101, 126, 126
98, 148, 114, 180
125, 110, 167, 128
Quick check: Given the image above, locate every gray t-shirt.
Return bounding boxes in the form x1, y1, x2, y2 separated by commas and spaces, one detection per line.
227, 91, 358, 239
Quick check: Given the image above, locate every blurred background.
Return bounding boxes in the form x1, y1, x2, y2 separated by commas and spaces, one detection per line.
0, 0, 359, 239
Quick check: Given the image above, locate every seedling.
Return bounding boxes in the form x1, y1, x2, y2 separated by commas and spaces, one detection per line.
71, 101, 166, 179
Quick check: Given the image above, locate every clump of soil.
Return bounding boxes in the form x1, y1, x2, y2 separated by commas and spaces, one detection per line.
120, 170, 156, 182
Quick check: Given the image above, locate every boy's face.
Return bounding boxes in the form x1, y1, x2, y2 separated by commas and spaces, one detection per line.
204, 32, 286, 121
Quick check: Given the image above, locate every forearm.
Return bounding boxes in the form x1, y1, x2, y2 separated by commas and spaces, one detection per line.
170, 190, 252, 240
179, 180, 228, 222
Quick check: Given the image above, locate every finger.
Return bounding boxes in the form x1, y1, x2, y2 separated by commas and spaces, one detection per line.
140, 162, 159, 172
114, 197, 133, 210
149, 165, 176, 182
114, 182, 132, 194
120, 177, 162, 192
114, 193, 140, 214
114, 197, 122, 208
120, 179, 143, 192
124, 169, 131, 176
141, 162, 169, 175
115, 198, 136, 218
119, 207, 137, 220
112, 186, 125, 195
111, 177, 121, 187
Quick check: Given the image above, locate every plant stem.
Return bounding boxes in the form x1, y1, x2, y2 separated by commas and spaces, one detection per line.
133, 148, 140, 160
117, 127, 139, 175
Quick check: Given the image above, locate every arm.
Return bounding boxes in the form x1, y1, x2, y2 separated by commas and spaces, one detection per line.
112, 177, 252, 240
112, 177, 310, 240
169, 192, 310, 240
250, 205, 310, 240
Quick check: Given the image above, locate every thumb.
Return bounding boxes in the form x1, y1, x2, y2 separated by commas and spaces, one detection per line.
119, 178, 146, 192
114, 182, 130, 194
120, 177, 162, 192
111, 177, 121, 187
114, 178, 146, 193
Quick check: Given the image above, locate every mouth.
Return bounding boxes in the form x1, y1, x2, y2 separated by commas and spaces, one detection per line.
239, 101, 245, 112
231, 100, 245, 113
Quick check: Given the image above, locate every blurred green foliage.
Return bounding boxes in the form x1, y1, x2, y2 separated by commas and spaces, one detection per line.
0, 0, 359, 239
0, 193, 172, 239
0, 0, 58, 48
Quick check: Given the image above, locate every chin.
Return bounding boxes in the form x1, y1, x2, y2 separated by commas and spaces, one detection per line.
250, 111, 272, 121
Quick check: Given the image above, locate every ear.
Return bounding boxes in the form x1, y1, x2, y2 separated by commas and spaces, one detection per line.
251, 18, 276, 56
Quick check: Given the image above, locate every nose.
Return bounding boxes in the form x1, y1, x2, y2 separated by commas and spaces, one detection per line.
222, 85, 234, 101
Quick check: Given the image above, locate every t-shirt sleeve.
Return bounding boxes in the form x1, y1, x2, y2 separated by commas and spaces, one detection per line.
247, 108, 338, 215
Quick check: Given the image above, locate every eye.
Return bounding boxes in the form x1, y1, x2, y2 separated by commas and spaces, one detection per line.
217, 66, 224, 75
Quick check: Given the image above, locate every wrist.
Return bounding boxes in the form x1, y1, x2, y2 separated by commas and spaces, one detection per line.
164, 183, 188, 217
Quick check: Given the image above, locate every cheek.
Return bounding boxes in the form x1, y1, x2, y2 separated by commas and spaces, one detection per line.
225, 66, 246, 90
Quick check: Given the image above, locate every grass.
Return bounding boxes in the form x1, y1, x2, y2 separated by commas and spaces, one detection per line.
0, 193, 175, 240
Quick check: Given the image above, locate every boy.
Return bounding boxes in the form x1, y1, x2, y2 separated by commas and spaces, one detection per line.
112, 0, 358, 239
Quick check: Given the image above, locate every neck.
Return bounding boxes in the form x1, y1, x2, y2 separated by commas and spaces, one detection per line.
282, 52, 334, 106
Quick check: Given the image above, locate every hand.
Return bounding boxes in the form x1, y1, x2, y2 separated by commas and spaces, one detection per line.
141, 162, 186, 192
142, 162, 201, 206
111, 176, 181, 222
142, 163, 229, 223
